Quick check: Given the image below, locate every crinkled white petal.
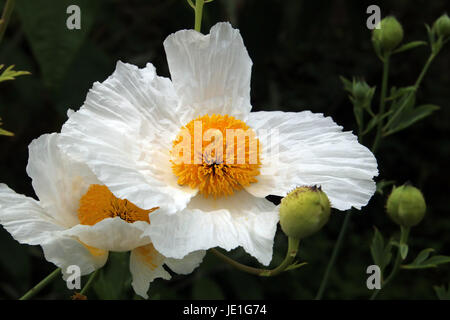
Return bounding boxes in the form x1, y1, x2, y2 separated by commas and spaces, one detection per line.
245, 111, 378, 210
130, 244, 171, 299
165, 250, 206, 275
26, 133, 99, 228
60, 217, 151, 252
59, 61, 197, 214
42, 236, 108, 280
164, 22, 253, 120
0, 184, 108, 278
0, 184, 63, 245
145, 190, 279, 266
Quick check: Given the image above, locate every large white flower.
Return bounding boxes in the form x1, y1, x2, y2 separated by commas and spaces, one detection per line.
59, 22, 378, 266
0, 133, 205, 299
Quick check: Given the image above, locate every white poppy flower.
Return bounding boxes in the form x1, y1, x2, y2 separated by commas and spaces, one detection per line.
0, 133, 205, 299
58, 22, 378, 266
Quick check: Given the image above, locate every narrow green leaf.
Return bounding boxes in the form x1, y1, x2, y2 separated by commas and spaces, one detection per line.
393, 41, 427, 54
362, 111, 392, 136
425, 255, 450, 266
412, 248, 435, 265
386, 86, 416, 101
0, 127, 14, 136
339, 76, 353, 92
384, 104, 440, 136
402, 254, 450, 270
370, 228, 385, 268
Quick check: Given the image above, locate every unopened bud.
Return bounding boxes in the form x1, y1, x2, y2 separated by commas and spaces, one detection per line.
433, 14, 450, 38
279, 186, 331, 239
386, 184, 426, 227
372, 16, 404, 53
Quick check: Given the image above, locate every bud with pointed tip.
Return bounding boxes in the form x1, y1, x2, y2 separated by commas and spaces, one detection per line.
372, 16, 404, 53
279, 186, 331, 239
386, 184, 426, 227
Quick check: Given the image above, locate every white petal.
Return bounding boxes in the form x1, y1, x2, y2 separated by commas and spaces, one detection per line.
26, 133, 99, 228
60, 217, 151, 252
59, 61, 196, 214
42, 236, 108, 279
246, 111, 378, 210
164, 22, 253, 120
130, 244, 171, 299
0, 184, 63, 245
165, 250, 206, 275
146, 190, 279, 266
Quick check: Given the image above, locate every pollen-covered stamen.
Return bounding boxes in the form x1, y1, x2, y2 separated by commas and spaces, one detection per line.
171, 114, 261, 198
78, 184, 158, 226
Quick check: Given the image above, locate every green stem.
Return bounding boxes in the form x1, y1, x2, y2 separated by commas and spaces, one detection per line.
315, 211, 351, 300
0, 0, 15, 45
210, 237, 300, 277
194, 0, 205, 32
19, 268, 61, 300
382, 51, 437, 135
79, 269, 100, 296
370, 226, 410, 300
372, 54, 390, 153
414, 53, 436, 89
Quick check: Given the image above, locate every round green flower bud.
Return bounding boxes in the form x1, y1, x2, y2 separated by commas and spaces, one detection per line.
372, 16, 404, 53
433, 14, 450, 38
279, 186, 331, 239
353, 81, 368, 101
386, 184, 426, 227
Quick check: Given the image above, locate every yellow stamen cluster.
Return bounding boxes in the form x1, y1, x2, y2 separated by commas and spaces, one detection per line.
78, 184, 157, 226
171, 114, 261, 198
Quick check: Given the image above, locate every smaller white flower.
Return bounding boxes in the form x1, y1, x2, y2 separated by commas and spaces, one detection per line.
0, 133, 204, 299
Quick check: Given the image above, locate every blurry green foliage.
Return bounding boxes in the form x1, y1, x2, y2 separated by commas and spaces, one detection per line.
16, 0, 100, 88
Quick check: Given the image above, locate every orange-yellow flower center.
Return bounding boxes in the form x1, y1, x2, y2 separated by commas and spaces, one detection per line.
78, 184, 157, 225
171, 114, 261, 198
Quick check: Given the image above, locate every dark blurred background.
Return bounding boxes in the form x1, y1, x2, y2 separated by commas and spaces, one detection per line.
0, 0, 449, 300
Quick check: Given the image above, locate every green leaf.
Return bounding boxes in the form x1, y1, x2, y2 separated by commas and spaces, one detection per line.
16, 0, 100, 87
393, 41, 427, 54
93, 252, 131, 299
0, 64, 31, 83
386, 86, 416, 101
384, 104, 440, 136
362, 111, 392, 136
412, 248, 435, 265
192, 278, 225, 300
370, 228, 384, 268
370, 228, 393, 273
339, 76, 353, 92
0, 127, 14, 136
402, 252, 450, 270
434, 284, 450, 300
